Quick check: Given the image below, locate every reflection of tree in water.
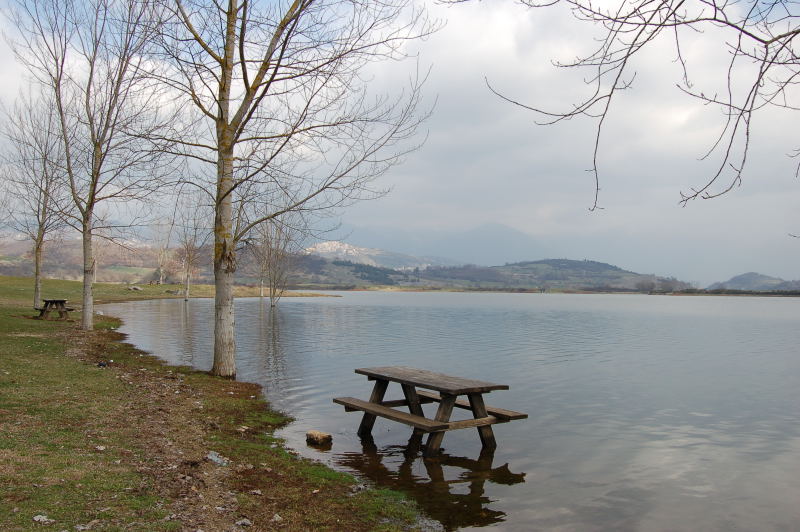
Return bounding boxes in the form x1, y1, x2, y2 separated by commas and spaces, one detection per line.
254, 301, 288, 391
335, 434, 525, 530
179, 299, 196, 366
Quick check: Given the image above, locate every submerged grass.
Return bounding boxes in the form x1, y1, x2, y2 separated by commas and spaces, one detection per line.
0, 275, 424, 531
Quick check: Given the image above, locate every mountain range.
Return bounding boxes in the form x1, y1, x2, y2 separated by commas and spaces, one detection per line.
2, 235, 798, 292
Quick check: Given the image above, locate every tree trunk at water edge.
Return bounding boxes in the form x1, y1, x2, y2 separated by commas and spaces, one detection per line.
184, 269, 191, 301
33, 237, 43, 308
211, 142, 236, 378
81, 220, 94, 330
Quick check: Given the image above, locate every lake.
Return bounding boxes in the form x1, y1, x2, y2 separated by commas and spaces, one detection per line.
100, 292, 800, 531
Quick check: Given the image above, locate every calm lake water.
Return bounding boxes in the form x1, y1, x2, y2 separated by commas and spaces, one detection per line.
100, 292, 800, 531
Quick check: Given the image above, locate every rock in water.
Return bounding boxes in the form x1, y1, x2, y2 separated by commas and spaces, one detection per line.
305, 430, 333, 446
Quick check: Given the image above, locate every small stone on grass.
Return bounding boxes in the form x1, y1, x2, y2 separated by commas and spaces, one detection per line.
33, 514, 55, 525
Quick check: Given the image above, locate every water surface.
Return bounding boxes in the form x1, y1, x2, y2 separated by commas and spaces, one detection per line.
101, 292, 800, 531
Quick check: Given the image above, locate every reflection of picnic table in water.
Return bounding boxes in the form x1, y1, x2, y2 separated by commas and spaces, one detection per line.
335, 434, 525, 529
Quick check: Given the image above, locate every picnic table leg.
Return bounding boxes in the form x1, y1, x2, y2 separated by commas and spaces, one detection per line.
401, 384, 426, 438
357, 379, 389, 438
468, 393, 497, 449
424, 393, 456, 457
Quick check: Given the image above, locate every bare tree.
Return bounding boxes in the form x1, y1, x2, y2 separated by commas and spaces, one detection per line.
155, 0, 435, 377
175, 189, 212, 299
465, 0, 800, 210
9, 0, 172, 330
152, 214, 177, 285
1, 93, 70, 307
248, 212, 306, 307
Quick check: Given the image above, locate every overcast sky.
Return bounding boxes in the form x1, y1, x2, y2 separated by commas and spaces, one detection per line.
338, 1, 800, 286
1, 1, 797, 286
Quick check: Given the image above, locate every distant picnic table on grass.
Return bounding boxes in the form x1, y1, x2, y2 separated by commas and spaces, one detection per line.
35, 299, 74, 320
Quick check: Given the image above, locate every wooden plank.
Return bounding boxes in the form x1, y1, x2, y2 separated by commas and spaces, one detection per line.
415, 390, 528, 420
379, 396, 437, 408
333, 397, 448, 432
379, 398, 409, 408
356, 366, 508, 394
357, 379, 388, 437
402, 384, 425, 416
445, 416, 501, 430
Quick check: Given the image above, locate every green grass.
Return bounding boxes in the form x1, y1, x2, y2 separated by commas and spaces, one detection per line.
0, 275, 426, 531
0, 307, 175, 530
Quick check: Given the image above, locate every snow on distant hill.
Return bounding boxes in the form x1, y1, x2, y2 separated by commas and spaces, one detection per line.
304, 241, 459, 271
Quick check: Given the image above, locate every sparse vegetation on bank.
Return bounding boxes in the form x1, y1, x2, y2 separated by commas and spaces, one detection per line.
0, 275, 423, 531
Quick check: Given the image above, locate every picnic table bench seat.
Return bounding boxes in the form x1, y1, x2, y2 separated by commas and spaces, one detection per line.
333, 397, 449, 432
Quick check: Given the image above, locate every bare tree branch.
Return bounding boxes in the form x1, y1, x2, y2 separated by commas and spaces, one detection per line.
470, 0, 800, 209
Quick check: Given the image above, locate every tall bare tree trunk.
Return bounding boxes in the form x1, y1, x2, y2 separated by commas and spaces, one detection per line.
184, 268, 191, 300
212, 142, 236, 377
81, 217, 94, 330
32, 235, 43, 308
210, 6, 238, 378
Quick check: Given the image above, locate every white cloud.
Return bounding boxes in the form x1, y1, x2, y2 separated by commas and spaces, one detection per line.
0, 1, 796, 284
342, 0, 800, 284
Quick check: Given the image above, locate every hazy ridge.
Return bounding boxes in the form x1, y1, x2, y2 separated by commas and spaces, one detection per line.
2, 236, 797, 292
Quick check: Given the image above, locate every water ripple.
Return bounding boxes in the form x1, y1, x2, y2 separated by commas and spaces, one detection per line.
101, 292, 800, 531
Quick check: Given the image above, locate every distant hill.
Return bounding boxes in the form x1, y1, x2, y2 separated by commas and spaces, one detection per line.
708, 272, 800, 291
0, 236, 171, 283
418, 259, 689, 292
2, 236, 691, 292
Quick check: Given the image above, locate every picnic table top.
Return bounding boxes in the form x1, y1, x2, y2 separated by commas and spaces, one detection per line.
355, 366, 509, 395
43, 299, 68, 303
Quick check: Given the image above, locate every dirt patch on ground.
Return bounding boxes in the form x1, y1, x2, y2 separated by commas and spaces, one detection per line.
55, 325, 419, 531
61, 330, 254, 530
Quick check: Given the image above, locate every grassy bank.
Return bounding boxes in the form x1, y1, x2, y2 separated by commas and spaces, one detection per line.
0, 276, 423, 531
0, 275, 328, 305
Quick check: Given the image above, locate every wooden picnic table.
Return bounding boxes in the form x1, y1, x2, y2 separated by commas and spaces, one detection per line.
334, 366, 527, 457
35, 299, 74, 320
